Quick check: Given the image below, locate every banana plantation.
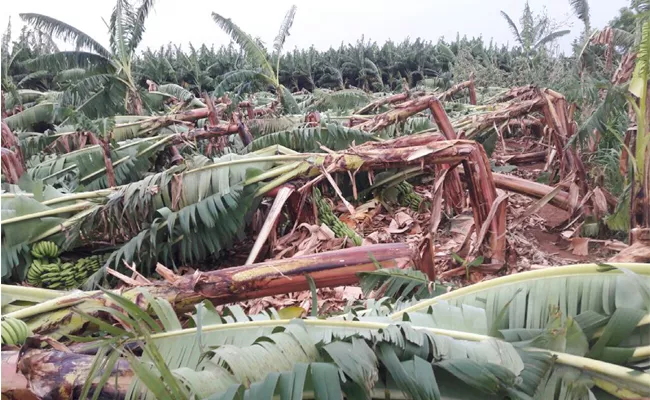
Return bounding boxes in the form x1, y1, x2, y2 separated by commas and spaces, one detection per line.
1, 0, 650, 399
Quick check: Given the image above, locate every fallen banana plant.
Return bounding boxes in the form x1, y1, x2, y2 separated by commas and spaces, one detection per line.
9, 243, 413, 339
3, 264, 649, 399
2, 131, 507, 285
492, 172, 574, 211
390, 262, 650, 369
14, 320, 647, 400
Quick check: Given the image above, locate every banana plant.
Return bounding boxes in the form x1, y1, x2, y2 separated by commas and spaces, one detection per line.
9, 264, 649, 399
500, 2, 571, 60
1, 145, 300, 283
1, 20, 56, 117
211, 5, 301, 114
628, 11, 650, 228
20, 0, 156, 117
570, 0, 592, 39
136, 44, 178, 86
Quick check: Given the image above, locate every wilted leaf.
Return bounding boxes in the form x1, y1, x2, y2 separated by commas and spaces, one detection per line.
571, 237, 589, 256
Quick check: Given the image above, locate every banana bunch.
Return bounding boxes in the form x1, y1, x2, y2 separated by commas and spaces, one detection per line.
1, 317, 31, 346
30, 240, 60, 259
26, 257, 61, 286
39, 261, 83, 289
313, 187, 363, 246
27, 241, 106, 289
27, 241, 62, 287
72, 254, 105, 277
396, 182, 426, 211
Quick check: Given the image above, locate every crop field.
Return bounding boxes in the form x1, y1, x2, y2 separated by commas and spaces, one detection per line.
1, 1, 649, 399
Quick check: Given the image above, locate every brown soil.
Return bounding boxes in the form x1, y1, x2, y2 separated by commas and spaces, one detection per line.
506, 159, 584, 263
531, 204, 586, 262
511, 157, 612, 264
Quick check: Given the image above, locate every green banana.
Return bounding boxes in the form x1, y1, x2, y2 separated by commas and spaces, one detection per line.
1, 326, 16, 345
26, 252, 110, 289
1, 317, 31, 346
30, 241, 60, 259
395, 182, 427, 211
313, 187, 363, 246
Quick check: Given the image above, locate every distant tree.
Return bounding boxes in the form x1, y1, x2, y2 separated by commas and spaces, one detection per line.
610, 6, 637, 33
500, 1, 571, 59
212, 5, 301, 113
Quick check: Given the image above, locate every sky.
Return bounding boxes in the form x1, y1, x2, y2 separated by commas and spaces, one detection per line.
1, 0, 630, 55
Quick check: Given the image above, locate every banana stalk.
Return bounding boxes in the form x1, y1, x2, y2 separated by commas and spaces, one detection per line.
18, 243, 413, 338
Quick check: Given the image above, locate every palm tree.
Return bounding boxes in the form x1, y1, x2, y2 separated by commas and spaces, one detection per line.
500, 2, 570, 59
212, 5, 300, 113
20, 0, 156, 117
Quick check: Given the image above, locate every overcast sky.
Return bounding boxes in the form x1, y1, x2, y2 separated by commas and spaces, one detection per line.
1, 0, 630, 54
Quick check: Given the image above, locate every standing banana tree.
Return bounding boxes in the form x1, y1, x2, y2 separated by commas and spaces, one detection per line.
629, 2, 650, 232
340, 36, 385, 92
1, 21, 56, 116
212, 5, 301, 113
500, 1, 570, 59
20, 0, 156, 117
569, 0, 591, 38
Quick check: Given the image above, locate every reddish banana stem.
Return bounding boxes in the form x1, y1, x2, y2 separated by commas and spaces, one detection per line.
468, 74, 478, 105
162, 242, 415, 302
492, 173, 572, 211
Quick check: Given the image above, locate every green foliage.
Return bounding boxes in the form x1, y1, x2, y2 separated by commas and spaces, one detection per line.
630, 17, 650, 185
570, 0, 591, 33
4, 103, 56, 131
26, 135, 166, 191
210, 12, 275, 81
5, 1, 580, 106
3, 89, 47, 110
610, 6, 637, 34
248, 123, 378, 153
500, 2, 570, 57
72, 265, 650, 400
79, 151, 279, 285
605, 185, 631, 232
358, 268, 449, 301
151, 83, 204, 106
80, 292, 553, 400
573, 85, 629, 148
1, 186, 91, 281
431, 267, 650, 336
309, 88, 371, 112
103, 182, 260, 276
18, 0, 158, 117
